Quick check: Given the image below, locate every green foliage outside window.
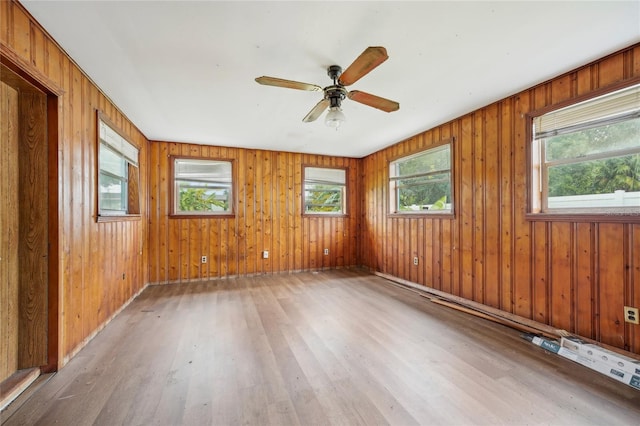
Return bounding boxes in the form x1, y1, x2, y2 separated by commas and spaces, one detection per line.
545, 119, 640, 197
392, 144, 452, 212
179, 187, 228, 212
305, 185, 343, 213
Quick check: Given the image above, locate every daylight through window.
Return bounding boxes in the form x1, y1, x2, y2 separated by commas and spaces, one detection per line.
173, 158, 233, 215
389, 143, 453, 214
303, 167, 347, 215
98, 118, 140, 217
531, 83, 640, 214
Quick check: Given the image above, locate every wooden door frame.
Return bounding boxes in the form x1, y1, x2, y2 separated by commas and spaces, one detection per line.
1, 53, 61, 372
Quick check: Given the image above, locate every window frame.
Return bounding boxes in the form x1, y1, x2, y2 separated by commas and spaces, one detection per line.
388, 139, 455, 217
170, 156, 235, 218
96, 112, 140, 222
526, 79, 640, 223
302, 165, 348, 217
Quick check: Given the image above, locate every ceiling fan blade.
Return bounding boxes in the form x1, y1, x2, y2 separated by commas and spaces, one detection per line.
348, 90, 399, 112
338, 46, 389, 86
303, 99, 330, 122
255, 76, 322, 92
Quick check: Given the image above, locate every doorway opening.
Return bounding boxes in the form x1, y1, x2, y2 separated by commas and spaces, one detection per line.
0, 59, 59, 410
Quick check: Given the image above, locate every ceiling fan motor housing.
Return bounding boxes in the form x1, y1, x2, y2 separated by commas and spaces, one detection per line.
327, 65, 342, 81
326, 86, 346, 108
325, 65, 347, 107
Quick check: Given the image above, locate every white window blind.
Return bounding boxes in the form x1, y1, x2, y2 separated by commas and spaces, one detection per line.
534, 83, 640, 139
305, 167, 345, 185
99, 119, 139, 166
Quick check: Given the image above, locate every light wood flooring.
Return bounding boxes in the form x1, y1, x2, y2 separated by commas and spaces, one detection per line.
2, 269, 640, 425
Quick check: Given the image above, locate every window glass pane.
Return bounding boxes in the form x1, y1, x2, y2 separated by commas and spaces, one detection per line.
97, 118, 139, 218
397, 176, 451, 211
174, 158, 233, 214
390, 143, 453, 213
395, 145, 450, 177
177, 181, 231, 212
532, 83, 640, 214
99, 173, 126, 212
100, 143, 126, 177
545, 118, 640, 161
305, 184, 343, 213
303, 167, 347, 214
547, 153, 640, 209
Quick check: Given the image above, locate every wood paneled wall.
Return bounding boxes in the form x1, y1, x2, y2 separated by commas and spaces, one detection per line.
0, 80, 20, 381
1, 0, 149, 367
17, 89, 48, 368
148, 142, 360, 283
360, 44, 640, 354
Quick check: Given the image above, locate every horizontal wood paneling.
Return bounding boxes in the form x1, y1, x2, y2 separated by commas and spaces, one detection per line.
147, 143, 360, 283
360, 44, 640, 354
1, 0, 149, 367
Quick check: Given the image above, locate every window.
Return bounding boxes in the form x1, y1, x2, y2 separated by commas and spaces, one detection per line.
98, 117, 140, 217
531, 83, 640, 214
172, 158, 233, 215
303, 166, 347, 215
389, 143, 453, 214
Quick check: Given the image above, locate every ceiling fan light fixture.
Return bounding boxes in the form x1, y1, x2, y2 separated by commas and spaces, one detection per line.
325, 106, 346, 129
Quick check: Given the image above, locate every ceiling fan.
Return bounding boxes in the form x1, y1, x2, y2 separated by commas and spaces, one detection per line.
255, 46, 399, 129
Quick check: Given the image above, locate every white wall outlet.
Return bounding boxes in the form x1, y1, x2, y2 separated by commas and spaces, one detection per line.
413, 256, 419, 266
624, 306, 639, 324
263, 250, 269, 259
324, 248, 329, 255
201, 256, 207, 264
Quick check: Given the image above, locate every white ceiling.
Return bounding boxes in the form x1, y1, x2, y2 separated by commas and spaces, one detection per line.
22, 1, 640, 158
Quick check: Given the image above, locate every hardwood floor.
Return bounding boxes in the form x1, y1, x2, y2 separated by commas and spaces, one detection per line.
2, 269, 639, 425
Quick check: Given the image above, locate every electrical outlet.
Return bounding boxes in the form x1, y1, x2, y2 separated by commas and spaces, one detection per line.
201, 256, 207, 264
413, 256, 419, 266
263, 250, 269, 259
624, 306, 639, 324
324, 248, 329, 255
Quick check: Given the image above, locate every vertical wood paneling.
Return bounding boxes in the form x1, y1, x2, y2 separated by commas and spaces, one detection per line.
549, 223, 572, 332
598, 224, 626, 348
460, 115, 474, 300
18, 89, 48, 367
575, 223, 594, 339
484, 104, 500, 309
147, 143, 360, 282
473, 112, 485, 304
499, 99, 513, 312
532, 222, 549, 324
631, 225, 640, 353
0, 80, 20, 381
359, 44, 640, 354
512, 91, 532, 318
2, 0, 149, 367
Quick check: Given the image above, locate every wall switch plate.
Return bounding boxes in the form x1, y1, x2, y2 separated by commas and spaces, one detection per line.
413, 256, 419, 266
263, 250, 269, 259
201, 256, 207, 264
624, 306, 639, 324
324, 248, 329, 255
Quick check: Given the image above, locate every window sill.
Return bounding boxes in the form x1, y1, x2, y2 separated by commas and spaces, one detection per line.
526, 212, 640, 223
97, 214, 141, 223
388, 212, 455, 219
169, 213, 235, 219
